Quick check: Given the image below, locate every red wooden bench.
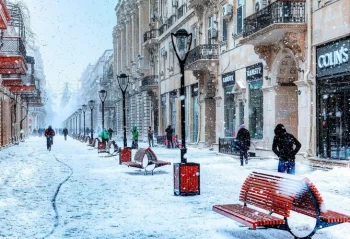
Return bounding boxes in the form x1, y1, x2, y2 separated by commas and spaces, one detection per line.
122, 148, 171, 175
98, 140, 119, 155
213, 170, 350, 238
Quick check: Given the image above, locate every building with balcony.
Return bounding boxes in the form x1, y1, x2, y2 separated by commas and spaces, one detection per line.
0, 1, 43, 147
111, 0, 350, 161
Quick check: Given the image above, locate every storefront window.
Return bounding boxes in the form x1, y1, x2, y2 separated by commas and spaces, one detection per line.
161, 94, 167, 132
317, 76, 350, 160
224, 87, 235, 137
170, 91, 177, 135
192, 84, 199, 142
249, 80, 263, 139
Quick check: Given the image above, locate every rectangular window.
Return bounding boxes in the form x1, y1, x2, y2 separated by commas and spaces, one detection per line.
222, 19, 227, 41
192, 26, 197, 48
224, 87, 235, 136
248, 80, 263, 139
237, 0, 244, 35
208, 16, 213, 44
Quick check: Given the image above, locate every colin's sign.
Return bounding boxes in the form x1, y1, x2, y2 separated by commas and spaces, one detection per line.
316, 37, 350, 77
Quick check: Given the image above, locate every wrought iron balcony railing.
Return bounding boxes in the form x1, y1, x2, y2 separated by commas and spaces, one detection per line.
141, 75, 158, 88
159, 24, 167, 35
0, 36, 26, 57
185, 44, 219, 66
243, 0, 306, 38
177, 4, 187, 19
0, 0, 11, 29
167, 14, 177, 28
143, 29, 159, 43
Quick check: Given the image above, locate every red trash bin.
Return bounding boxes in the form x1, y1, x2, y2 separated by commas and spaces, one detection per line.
174, 163, 200, 196
119, 147, 131, 164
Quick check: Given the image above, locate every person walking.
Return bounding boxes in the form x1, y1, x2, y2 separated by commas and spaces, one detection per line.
236, 124, 251, 166
99, 129, 109, 143
108, 128, 114, 141
148, 126, 154, 147
44, 125, 56, 150
272, 124, 301, 175
63, 127, 68, 141
165, 125, 174, 149
131, 125, 139, 149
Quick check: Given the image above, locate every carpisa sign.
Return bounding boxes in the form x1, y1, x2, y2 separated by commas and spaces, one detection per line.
316, 37, 350, 78
222, 71, 235, 87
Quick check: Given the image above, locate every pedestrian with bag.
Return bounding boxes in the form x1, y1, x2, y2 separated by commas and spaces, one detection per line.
272, 124, 301, 175
236, 124, 251, 166
131, 125, 139, 149
165, 125, 174, 149
148, 126, 154, 147
99, 129, 109, 143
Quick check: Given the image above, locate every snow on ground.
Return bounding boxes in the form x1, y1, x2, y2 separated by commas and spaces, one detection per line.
0, 136, 349, 239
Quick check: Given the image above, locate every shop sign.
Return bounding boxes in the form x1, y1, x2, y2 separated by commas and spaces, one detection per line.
246, 63, 263, 81
316, 37, 350, 77
222, 72, 235, 87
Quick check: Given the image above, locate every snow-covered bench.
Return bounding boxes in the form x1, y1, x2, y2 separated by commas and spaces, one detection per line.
122, 148, 171, 175
212, 170, 350, 239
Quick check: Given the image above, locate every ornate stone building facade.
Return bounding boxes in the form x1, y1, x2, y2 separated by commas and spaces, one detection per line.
113, 0, 350, 160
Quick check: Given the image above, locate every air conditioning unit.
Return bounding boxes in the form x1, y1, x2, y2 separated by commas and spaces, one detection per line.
222, 4, 233, 19
161, 48, 167, 57
211, 27, 218, 39
255, 0, 269, 12
172, 0, 178, 8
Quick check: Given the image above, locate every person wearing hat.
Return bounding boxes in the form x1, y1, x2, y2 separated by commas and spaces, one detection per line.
272, 124, 301, 174
236, 124, 251, 166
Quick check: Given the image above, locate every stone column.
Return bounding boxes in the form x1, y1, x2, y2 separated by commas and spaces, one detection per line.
131, 10, 135, 62
124, 18, 129, 69
113, 31, 119, 75
295, 80, 309, 153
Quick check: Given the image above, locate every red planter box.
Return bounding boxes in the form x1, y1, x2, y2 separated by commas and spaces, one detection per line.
119, 147, 131, 164
174, 163, 200, 196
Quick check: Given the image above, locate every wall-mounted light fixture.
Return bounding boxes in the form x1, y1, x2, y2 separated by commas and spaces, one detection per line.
265, 76, 271, 81
298, 68, 304, 73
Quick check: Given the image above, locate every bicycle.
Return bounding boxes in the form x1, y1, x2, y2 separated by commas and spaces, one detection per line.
47, 136, 53, 151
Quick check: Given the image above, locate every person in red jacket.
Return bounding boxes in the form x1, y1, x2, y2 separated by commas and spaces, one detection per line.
44, 125, 56, 150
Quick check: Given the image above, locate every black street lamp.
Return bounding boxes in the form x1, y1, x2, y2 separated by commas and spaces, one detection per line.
88, 100, 95, 141
99, 90, 107, 131
117, 73, 130, 149
171, 29, 200, 196
82, 104, 87, 137
78, 108, 82, 135
171, 29, 192, 164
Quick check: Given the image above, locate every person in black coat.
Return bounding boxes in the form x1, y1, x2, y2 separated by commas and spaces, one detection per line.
272, 124, 301, 175
165, 125, 174, 148
236, 124, 251, 166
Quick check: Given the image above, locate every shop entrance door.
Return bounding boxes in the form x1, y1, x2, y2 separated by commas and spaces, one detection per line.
319, 91, 350, 159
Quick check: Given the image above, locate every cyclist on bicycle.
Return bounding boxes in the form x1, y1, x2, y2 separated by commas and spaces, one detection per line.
44, 125, 56, 150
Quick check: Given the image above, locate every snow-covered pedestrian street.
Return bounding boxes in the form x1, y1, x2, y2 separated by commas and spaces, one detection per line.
0, 136, 349, 239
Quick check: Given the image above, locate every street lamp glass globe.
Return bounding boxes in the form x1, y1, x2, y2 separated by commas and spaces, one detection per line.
99, 90, 107, 102
88, 100, 95, 110
82, 104, 87, 112
117, 73, 129, 92
171, 29, 192, 61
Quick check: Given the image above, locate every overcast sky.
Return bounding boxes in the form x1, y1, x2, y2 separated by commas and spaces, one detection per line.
23, 0, 117, 98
